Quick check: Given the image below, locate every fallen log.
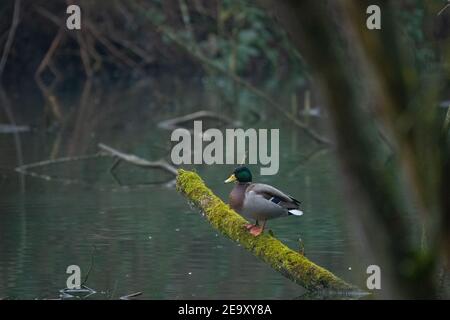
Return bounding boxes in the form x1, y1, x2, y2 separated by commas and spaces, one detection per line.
176, 169, 358, 293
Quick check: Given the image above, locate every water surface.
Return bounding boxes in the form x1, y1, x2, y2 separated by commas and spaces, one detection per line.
0, 80, 366, 299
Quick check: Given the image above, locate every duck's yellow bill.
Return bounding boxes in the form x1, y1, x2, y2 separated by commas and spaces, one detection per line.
224, 174, 237, 183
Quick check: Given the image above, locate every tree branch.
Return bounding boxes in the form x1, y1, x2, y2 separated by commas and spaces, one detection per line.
130, 0, 331, 145
98, 143, 178, 176
0, 0, 21, 79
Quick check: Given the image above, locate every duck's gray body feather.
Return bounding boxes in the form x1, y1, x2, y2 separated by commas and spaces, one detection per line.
230, 183, 302, 221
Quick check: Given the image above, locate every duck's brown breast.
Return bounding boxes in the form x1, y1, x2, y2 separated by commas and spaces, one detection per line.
229, 183, 249, 213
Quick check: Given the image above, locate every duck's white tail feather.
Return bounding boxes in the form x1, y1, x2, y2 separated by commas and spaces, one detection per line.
288, 209, 303, 216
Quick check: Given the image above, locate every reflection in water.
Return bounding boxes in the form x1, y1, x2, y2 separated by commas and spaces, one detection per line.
0, 80, 366, 299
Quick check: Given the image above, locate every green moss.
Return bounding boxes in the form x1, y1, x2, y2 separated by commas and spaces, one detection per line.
176, 169, 357, 292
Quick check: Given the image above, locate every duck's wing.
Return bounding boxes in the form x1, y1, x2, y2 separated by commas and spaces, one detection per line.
247, 183, 301, 209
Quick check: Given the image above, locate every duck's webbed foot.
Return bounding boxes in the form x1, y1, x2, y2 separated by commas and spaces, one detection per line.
247, 220, 266, 236
249, 225, 263, 236
244, 223, 256, 230
244, 219, 258, 230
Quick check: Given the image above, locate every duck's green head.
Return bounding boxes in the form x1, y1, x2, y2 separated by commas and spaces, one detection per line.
224, 166, 252, 183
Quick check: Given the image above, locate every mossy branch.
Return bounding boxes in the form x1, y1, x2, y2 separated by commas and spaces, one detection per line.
176, 169, 356, 293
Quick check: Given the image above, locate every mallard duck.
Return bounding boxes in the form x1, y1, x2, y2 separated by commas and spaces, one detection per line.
224, 166, 303, 236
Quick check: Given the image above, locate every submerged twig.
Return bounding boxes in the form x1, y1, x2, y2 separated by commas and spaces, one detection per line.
15, 153, 107, 186
437, 2, 450, 16
119, 291, 143, 300
14, 143, 178, 187
109, 280, 119, 300
16, 153, 106, 172
0, 124, 30, 134
59, 285, 96, 300
158, 110, 237, 131
98, 143, 178, 177
81, 245, 97, 286
0, 87, 25, 190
